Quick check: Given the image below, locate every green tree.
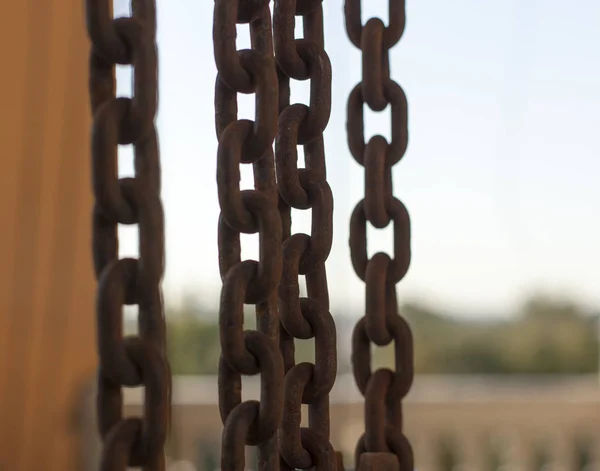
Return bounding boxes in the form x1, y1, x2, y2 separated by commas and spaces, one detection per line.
376, 295, 598, 375
163, 293, 599, 376
166, 300, 220, 375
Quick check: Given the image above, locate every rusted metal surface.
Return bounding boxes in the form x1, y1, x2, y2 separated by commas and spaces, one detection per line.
214, 0, 284, 470
86, 0, 171, 470
345, 0, 415, 470
214, 0, 341, 469
358, 453, 400, 471
84, 0, 415, 468
273, 0, 339, 470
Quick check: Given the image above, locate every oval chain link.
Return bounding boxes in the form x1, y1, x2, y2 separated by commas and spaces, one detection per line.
214, 1, 284, 470
344, 1, 415, 470
273, 1, 341, 470
86, 0, 171, 470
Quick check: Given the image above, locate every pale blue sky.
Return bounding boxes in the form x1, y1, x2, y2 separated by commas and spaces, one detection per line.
115, 1, 600, 318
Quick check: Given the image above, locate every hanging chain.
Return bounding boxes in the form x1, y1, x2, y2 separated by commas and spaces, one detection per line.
345, 1, 414, 470
86, 0, 171, 470
272, 1, 340, 470
213, 1, 284, 470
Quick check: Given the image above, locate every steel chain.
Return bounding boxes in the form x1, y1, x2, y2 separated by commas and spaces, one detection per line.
272, 1, 340, 470
344, 1, 415, 470
86, 0, 171, 470
214, 1, 284, 470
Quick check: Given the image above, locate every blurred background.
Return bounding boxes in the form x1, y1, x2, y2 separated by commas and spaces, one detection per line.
1, 0, 600, 470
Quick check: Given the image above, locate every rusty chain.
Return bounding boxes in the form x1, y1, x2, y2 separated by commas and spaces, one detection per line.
213, 1, 284, 470
272, 0, 341, 470
345, 1, 414, 470
86, 0, 171, 470
85, 1, 414, 469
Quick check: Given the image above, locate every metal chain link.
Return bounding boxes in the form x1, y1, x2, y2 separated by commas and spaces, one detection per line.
272, 1, 341, 470
213, 1, 284, 470
344, 1, 414, 470
86, 0, 171, 470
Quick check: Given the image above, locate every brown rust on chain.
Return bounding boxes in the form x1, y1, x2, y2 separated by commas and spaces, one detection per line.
358, 453, 400, 471
214, 0, 284, 470
273, 0, 340, 470
345, 0, 415, 470
86, 0, 171, 469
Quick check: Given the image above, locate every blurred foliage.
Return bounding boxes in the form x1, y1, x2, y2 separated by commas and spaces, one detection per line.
398, 295, 598, 374
161, 294, 599, 375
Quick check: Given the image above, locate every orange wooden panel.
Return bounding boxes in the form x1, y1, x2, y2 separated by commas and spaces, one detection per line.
0, 1, 96, 470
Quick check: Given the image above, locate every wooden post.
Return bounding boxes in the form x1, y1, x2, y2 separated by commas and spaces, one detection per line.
0, 1, 96, 470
